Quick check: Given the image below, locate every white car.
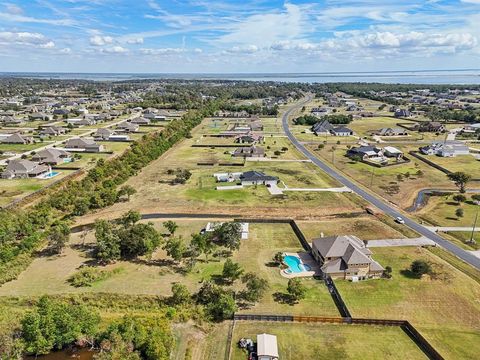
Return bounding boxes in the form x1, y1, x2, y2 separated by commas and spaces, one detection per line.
395, 217, 405, 224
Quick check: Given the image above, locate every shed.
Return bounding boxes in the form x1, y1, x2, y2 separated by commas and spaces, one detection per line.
257, 333, 279, 360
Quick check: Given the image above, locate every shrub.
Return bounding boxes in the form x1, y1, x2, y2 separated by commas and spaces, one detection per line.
68, 267, 122, 287
410, 260, 431, 278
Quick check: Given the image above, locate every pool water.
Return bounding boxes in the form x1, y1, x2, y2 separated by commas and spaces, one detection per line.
39, 171, 60, 179
283, 255, 311, 273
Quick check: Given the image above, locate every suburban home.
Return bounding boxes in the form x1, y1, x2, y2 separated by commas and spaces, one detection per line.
347, 146, 384, 161
417, 121, 446, 133
331, 126, 354, 136
235, 133, 264, 144
373, 127, 408, 136
312, 120, 334, 135
383, 146, 404, 159
1, 115, 24, 126
94, 128, 114, 141
462, 123, 480, 133
64, 138, 104, 152
420, 142, 470, 157
311, 235, 384, 280
1, 159, 50, 179
32, 148, 71, 165
28, 112, 52, 121
1, 133, 34, 144
311, 107, 330, 117
239, 171, 278, 186
116, 122, 139, 133
53, 108, 70, 116
232, 145, 265, 158
39, 126, 67, 137
256, 334, 279, 360
394, 109, 411, 118
130, 117, 151, 125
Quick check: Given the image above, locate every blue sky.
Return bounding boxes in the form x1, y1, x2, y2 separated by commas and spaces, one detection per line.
0, 0, 479, 73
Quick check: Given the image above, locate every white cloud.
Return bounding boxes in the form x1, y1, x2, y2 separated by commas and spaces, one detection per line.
224, 45, 259, 54
4, 3, 23, 15
0, 12, 76, 26
140, 47, 185, 55
0, 31, 55, 48
102, 46, 128, 54
90, 35, 113, 46
126, 37, 143, 45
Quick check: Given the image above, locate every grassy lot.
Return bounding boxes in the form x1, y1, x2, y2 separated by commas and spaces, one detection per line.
230, 322, 427, 360
0, 142, 53, 153
415, 153, 480, 178
417, 194, 480, 227
0, 169, 76, 206
75, 119, 366, 222
0, 222, 337, 317
335, 246, 480, 360
348, 116, 418, 139
297, 215, 410, 241
308, 143, 454, 209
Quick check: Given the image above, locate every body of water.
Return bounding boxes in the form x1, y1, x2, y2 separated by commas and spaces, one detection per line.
1, 69, 480, 84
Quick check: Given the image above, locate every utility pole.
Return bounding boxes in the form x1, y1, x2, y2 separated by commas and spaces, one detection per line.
469, 207, 479, 244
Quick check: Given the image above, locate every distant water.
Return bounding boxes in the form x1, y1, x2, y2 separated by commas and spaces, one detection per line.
1, 69, 480, 84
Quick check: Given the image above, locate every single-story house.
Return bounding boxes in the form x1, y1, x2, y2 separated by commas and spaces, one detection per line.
93, 128, 114, 141
53, 108, 70, 116
235, 133, 264, 144
0, 133, 34, 144
240, 170, 278, 186
257, 333, 279, 360
394, 109, 411, 118
232, 145, 265, 158
1, 159, 50, 179
1, 115, 24, 126
28, 112, 52, 121
130, 117, 151, 125
39, 126, 67, 137
312, 120, 334, 135
64, 138, 104, 152
331, 126, 354, 137
373, 128, 408, 136
311, 235, 384, 280
214, 172, 242, 182
116, 122, 139, 133
383, 146, 404, 159
32, 148, 71, 165
347, 146, 384, 161
416, 121, 446, 133
420, 142, 470, 157
462, 123, 480, 133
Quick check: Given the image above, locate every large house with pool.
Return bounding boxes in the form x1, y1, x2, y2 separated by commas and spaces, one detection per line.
311, 235, 384, 280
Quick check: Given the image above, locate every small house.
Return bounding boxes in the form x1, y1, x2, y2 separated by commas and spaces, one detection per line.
331, 126, 354, 136
239, 171, 278, 186
64, 138, 104, 152
32, 148, 71, 165
232, 146, 265, 158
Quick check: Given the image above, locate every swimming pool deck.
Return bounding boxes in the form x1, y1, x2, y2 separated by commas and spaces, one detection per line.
280, 252, 321, 278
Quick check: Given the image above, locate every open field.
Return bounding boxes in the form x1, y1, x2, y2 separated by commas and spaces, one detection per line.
335, 246, 480, 360
308, 143, 454, 209
297, 215, 411, 241
347, 116, 418, 139
0, 141, 54, 153
0, 221, 338, 317
417, 194, 480, 228
230, 322, 427, 360
74, 118, 367, 223
415, 152, 480, 178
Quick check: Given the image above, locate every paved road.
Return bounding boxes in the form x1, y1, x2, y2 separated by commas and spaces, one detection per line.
282, 95, 480, 270
366, 238, 436, 248
427, 226, 480, 232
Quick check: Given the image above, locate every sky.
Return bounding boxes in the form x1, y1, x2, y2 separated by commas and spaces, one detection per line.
0, 0, 479, 73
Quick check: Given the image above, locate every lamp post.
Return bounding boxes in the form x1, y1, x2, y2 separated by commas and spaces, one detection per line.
469, 207, 479, 244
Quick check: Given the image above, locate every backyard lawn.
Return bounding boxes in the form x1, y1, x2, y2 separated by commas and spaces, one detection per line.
230, 322, 427, 360
415, 153, 480, 179
335, 246, 480, 360
0, 221, 337, 317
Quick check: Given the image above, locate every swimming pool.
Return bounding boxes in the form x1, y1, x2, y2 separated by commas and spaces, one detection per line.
38, 171, 60, 179
283, 255, 311, 273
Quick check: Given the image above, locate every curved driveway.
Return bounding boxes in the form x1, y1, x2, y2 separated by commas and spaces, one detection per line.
282, 95, 480, 270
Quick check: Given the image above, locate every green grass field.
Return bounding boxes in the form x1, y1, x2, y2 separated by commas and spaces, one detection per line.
230, 322, 427, 360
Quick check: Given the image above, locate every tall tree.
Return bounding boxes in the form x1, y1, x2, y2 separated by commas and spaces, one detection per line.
213, 222, 241, 250
222, 259, 243, 284
163, 221, 178, 236
287, 278, 306, 302
447, 172, 472, 193
48, 221, 71, 254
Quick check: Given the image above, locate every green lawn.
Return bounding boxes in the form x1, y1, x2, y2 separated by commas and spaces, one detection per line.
230, 322, 427, 360
335, 246, 480, 360
415, 153, 480, 178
